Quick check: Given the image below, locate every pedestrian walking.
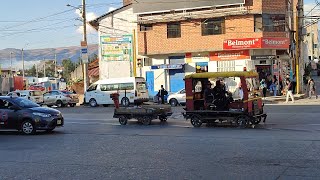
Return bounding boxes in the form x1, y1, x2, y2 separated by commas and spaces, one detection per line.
308, 79, 318, 99
269, 75, 278, 96
157, 85, 168, 104
260, 79, 267, 99
285, 78, 294, 103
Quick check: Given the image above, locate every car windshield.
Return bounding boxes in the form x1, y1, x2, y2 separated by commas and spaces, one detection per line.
62, 91, 73, 94
14, 98, 40, 108
30, 91, 42, 96
136, 82, 146, 91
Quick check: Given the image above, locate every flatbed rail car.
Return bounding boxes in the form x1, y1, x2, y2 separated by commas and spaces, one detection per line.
113, 104, 173, 125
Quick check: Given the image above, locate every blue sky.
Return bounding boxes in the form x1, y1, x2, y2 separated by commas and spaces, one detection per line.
0, 0, 318, 51
0, 0, 122, 50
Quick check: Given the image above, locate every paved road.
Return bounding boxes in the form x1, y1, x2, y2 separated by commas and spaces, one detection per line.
1, 105, 320, 180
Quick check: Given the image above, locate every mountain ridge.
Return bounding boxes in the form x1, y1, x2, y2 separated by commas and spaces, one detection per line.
0, 44, 99, 68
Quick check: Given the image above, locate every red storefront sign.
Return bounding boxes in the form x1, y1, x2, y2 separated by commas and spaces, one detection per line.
210, 50, 250, 61
261, 37, 290, 49
223, 37, 290, 50
223, 38, 261, 50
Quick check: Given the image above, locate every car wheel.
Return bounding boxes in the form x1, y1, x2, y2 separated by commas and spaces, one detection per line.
169, 99, 178, 106
56, 100, 63, 108
89, 98, 98, 107
69, 103, 76, 107
21, 120, 36, 135
121, 97, 130, 107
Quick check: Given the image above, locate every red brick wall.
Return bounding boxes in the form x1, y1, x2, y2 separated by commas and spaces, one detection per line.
137, 0, 289, 55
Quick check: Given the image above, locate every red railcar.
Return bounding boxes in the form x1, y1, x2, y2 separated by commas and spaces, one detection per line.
182, 71, 267, 128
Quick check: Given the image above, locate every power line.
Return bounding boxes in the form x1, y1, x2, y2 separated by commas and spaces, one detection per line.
0, 9, 75, 31
305, 2, 320, 17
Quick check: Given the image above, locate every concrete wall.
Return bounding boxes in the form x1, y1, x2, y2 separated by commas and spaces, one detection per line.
98, 6, 138, 79
70, 65, 83, 81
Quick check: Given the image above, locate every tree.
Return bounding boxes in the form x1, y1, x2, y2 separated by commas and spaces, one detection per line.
61, 59, 75, 81
26, 65, 37, 77
89, 53, 98, 63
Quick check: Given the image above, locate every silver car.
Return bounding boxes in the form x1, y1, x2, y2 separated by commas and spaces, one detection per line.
43, 90, 71, 107
167, 89, 186, 106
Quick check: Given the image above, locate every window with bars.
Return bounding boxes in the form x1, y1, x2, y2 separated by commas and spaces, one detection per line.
201, 18, 225, 36
217, 61, 235, 72
254, 14, 286, 32
144, 58, 152, 66
140, 24, 153, 31
167, 22, 181, 38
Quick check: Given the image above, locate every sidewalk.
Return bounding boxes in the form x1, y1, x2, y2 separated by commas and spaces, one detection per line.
264, 94, 306, 103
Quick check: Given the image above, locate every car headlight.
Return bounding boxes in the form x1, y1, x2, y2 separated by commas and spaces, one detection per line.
33, 112, 51, 118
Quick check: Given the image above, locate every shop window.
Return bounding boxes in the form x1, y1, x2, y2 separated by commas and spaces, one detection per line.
201, 18, 224, 36
140, 24, 153, 31
255, 14, 286, 32
254, 15, 263, 32
167, 22, 181, 38
144, 58, 152, 66
217, 61, 235, 72
196, 62, 208, 73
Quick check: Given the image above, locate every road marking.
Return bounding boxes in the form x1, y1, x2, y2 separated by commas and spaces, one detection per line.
65, 118, 115, 121
65, 122, 120, 125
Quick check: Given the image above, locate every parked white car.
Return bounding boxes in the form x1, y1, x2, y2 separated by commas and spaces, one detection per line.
7, 90, 44, 104
167, 89, 186, 106
43, 90, 71, 107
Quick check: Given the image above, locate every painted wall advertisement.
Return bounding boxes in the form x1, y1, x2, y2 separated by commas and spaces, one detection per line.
100, 35, 133, 61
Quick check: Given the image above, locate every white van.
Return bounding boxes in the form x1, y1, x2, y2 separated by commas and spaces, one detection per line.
85, 77, 149, 107
7, 90, 44, 104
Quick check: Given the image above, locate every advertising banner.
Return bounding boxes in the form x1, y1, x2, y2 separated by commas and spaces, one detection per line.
210, 50, 250, 61
100, 35, 133, 61
223, 37, 290, 50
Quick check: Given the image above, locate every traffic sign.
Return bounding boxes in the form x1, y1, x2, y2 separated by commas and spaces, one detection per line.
81, 48, 88, 54
82, 53, 88, 63
81, 41, 87, 47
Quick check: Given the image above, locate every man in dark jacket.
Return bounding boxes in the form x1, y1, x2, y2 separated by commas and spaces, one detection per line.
158, 85, 168, 104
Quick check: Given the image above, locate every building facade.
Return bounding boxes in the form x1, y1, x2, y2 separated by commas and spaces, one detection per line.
135, 0, 292, 95
90, 2, 138, 80
305, 23, 319, 61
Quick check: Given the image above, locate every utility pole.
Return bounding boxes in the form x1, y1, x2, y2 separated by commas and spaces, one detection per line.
295, 0, 304, 94
9, 52, 12, 76
54, 53, 57, 78
43, 58, 46, 77
36, 63, 38, 78
22, 48, 25, 80
82, 0, 88, 92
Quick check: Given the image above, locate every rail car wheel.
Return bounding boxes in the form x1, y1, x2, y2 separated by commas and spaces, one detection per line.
191, 115, 202, 128
236, 115, 250, 129
142, 116, 152, 125
119, 116, 128, 125
251, 117, 262, 125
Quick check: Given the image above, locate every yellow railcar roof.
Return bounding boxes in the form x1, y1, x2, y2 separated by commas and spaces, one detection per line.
185, 71, 259, 79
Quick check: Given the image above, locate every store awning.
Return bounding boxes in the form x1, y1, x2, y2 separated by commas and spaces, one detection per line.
88, 67, 99, 77
151, 64, 184, 70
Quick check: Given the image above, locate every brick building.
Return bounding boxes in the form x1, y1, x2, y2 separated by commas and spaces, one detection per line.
135, 0, 292, 94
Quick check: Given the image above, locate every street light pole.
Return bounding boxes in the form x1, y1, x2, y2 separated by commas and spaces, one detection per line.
82, 0, 88, 92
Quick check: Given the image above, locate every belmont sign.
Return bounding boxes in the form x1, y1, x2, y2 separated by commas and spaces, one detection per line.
210, 50, 250, 61
224, 37, 289, 50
